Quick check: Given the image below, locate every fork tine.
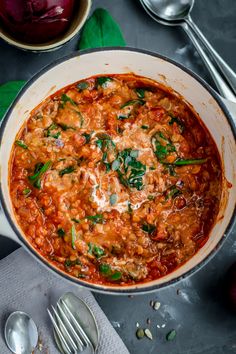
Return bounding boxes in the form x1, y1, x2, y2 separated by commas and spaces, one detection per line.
47, 308, 72, 354
57, 301, 88, 348
60, 299, 92, 347
51, 305, 79, 352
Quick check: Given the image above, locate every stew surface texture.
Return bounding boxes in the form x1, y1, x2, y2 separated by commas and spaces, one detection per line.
10, 74, 222, 286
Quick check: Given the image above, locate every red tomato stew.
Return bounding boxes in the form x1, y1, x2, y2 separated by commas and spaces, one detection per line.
10, 74, 222, 285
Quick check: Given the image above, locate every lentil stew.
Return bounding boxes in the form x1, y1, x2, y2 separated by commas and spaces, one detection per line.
10, 74, 222, 286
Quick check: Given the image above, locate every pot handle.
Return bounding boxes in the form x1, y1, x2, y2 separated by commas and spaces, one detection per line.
0, 207, 21, 244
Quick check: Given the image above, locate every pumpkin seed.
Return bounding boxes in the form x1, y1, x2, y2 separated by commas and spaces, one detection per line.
144, 328, 153, 340
153, 301, 161, 311
166, 329, 176, 341
136, 328, 145, 339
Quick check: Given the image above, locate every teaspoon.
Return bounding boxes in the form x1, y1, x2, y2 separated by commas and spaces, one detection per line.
5, 311, 38, 354
140, 0, 236, 102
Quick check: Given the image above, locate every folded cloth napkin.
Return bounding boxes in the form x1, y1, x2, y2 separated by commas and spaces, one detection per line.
0, 247, 130, 354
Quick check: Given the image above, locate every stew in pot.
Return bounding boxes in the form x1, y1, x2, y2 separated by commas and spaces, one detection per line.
10, 74, 222, 285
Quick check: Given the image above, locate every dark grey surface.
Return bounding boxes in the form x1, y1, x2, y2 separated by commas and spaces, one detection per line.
0, 0, 236, 353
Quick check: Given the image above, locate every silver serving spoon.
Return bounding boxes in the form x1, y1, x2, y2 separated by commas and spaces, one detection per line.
141, 0, 236, 101
5, 311, 38, 354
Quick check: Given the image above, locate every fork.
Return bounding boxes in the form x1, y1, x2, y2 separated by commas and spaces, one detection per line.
47, 299, 95, 354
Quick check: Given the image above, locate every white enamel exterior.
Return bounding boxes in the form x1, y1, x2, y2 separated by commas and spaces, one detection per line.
0, 49, 236, 293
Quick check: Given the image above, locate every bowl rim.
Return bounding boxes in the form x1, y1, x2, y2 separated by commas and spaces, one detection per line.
0, 46, 235, 295
0, 0, 92, 52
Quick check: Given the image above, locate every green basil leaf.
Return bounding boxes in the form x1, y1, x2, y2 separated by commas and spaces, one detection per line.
82, 132, 92, 143
141, 125, 149, 129
0, 81, 25, 120
78, 8, 126, 50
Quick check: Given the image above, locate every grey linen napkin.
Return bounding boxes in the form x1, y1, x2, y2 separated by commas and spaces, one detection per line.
0, 247, 130, 354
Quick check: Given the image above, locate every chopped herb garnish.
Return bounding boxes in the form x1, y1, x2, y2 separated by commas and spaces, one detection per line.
71, 225, 76, 250
166, 186, 182, 200
114, 149, 146, 191
71, 218, 80, 224
110, 193, 117, 206
99, 263, 122, 281
135, 88, 145, 99
59, 166, 76, 176
64, 258, 81, 268
150, 166, 156, 170
128, 202, 133, 213
141, 125, 149, 129
147, 195, 155, 200
120, 99, 145, 109
77, 81, 89, 91
166, 329, 176, 341
82, 132, 93, 143
28, 161, 52, 189
86, 214, 104, 224
45, 123, 60, 138
168, 158, 207, 166
58, 123, 76, 131
88, 242, 105, 258
76, 111, 84, 128
169, 114, 184, 132
96, 76, 113, 88
152, 132, 176, 162
15, 140, 28, 149
165, 164, 176, 176
117, 114, 130, 120
57, 228, 65, 237
60, 93, 77, 108
110, 271, 122, 281
142, 223, 156, 234
99, 263, 111, 274
23, 188, 31, 196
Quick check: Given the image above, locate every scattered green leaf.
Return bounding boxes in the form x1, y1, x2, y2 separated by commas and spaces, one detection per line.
141, 125, 149, 130
77, 81, 89, 91
135, 88, 145, 99
59, 166, 76, 176
23, 188, 31, 196
15, 140, 28, 149
28, 161, 52, 189
71, 225, 76, 250
142, 223, 156, 234
57, 228, 65, 237
60, 93, 77, 108
120, 99, 145, 109
82, 132, 93, 143
88, 242, 105, 258
96, 76, 113, 88
86, 214, 104, 224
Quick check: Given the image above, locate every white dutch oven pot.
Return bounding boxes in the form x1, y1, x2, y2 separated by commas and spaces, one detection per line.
0, 48, 236, 294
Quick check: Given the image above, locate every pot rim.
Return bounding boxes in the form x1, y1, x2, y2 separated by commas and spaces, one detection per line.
0, 46, 235, 295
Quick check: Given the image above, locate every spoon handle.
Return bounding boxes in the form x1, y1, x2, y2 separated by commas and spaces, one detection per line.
181, 22, 236, 102
186, 16, 236, 96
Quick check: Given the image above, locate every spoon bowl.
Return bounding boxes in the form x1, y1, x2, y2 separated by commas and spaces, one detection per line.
143, 0, 194, 21
5, 311, 38, 354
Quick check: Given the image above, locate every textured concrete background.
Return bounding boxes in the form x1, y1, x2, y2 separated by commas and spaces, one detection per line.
0, 1, 236, 353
